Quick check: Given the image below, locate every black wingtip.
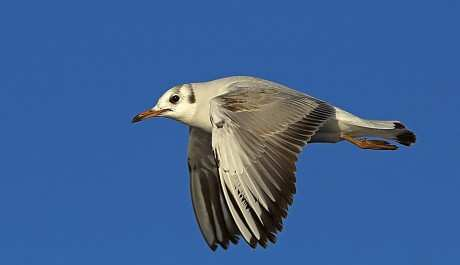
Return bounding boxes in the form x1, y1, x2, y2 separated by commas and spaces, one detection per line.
209, 244, 218, 251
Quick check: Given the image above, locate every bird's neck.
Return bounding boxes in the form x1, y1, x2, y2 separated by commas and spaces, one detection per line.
184, 81, 228, 133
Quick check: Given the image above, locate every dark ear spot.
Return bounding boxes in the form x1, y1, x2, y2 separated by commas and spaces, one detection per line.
188, 85, 196, 103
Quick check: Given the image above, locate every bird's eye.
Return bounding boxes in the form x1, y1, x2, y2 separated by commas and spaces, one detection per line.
169, 95, 180, 104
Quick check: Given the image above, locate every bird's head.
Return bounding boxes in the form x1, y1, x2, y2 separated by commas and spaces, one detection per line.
132, 84, 198, 124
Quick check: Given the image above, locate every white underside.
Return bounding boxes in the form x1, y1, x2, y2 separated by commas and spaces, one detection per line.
310, 107, 399, 143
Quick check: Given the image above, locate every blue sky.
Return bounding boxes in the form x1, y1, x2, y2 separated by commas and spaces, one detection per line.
1, 0, 459, 264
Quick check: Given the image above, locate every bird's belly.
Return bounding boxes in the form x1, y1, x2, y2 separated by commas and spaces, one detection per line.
310, 107, 367, 143
310, 118, 342, 143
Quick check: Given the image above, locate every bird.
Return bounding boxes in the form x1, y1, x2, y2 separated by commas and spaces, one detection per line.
132, 76, 416, 250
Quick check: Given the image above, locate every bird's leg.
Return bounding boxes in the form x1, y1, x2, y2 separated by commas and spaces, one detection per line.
341, 134, 398, 150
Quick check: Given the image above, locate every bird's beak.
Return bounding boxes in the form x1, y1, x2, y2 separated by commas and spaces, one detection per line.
132, 108, 168, 123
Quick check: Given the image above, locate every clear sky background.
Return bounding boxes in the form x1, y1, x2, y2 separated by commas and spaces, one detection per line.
1, 1, 459, 264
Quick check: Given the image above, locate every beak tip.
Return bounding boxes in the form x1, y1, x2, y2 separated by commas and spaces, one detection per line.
132, 108, 167, 124
131, 115, 142, 123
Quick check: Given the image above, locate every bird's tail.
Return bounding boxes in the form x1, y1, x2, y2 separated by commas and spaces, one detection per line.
358, 120, 416, 147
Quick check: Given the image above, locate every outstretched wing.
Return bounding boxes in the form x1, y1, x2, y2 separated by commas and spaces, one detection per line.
210, 80, 335, 247
188, 127, 239, 250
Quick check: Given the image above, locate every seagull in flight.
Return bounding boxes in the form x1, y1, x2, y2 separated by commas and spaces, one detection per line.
132, 76, 416, 250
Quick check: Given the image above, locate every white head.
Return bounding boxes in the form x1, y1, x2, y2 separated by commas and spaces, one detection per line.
132, 84, 198, 125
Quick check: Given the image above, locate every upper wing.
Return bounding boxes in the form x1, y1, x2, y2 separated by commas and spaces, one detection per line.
188, 127, 239, 250
210, 80, 335, 247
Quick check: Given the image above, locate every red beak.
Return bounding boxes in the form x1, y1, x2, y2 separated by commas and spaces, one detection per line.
131, 108, 169, 123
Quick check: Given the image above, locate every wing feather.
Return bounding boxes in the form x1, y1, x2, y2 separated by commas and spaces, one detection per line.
188, 128, 239, 250
210, 80, 335, 247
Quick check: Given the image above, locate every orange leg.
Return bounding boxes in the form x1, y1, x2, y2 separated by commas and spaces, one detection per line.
341, 134, 398, 151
